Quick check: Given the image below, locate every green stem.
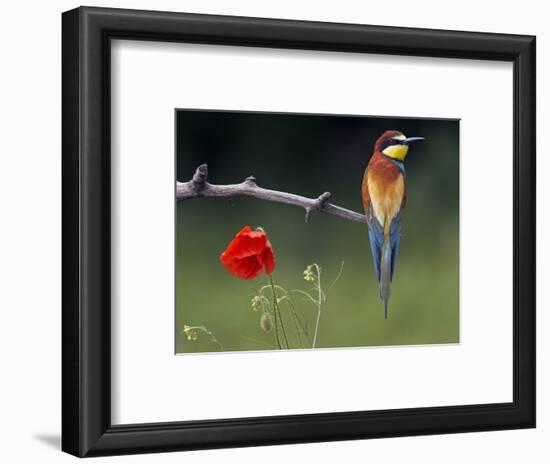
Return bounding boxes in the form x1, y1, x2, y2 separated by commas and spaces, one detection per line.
269, 274, 290, 349
286, 298, 308, 348
270, 292, 282, 350
287, 302, 303, 348
312, 264, 322, 349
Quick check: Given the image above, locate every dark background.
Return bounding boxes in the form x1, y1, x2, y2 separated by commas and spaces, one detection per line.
176, 110, 459, 353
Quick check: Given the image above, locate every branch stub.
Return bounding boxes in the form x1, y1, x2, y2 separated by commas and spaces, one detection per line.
316, 192, 332, 209
245, 175, 257, 186
192, 164, 208, 192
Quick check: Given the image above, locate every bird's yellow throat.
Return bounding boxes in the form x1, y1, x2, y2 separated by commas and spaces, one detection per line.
382, 144, 409, 161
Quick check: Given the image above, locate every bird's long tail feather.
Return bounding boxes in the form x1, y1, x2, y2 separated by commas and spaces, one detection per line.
379, 239, 392, 320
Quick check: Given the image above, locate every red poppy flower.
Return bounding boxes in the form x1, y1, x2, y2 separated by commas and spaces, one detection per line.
220, 226, 276, 279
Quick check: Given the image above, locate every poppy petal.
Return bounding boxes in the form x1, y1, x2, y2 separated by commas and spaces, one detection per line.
220, 253, 263, 279
224, 232, 267, 260
262, 242, 276, 274
235, 225, 252, 236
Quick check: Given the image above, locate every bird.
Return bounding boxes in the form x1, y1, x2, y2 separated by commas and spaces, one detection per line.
362, 130, 424, 319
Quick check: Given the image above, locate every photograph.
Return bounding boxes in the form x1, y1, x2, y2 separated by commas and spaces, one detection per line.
175, 110, 460, 353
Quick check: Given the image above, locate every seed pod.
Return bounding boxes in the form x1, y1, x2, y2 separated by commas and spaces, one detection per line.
260, 312, 272, 333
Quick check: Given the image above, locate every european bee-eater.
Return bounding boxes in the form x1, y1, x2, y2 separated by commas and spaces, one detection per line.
362, 130, 424, 319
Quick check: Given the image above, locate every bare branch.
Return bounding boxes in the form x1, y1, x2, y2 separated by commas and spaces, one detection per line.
176, 164, 366, 224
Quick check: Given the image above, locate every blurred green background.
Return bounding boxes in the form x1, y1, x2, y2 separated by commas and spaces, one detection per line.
176, 110, 459, 353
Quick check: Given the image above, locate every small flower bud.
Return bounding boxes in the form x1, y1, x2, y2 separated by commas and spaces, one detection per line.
303, 265, 315, 282
251, 295, 262, 311
260, 312, 273, 333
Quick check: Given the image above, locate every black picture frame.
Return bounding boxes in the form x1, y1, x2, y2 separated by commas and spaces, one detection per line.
62, 6, 536, 457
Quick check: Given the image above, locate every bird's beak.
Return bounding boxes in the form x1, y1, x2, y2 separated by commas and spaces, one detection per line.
403, 137, 425, 145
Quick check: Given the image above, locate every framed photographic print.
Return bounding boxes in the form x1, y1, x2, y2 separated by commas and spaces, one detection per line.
62, 6, 536, 457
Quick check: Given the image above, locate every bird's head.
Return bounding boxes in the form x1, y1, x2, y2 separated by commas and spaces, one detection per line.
375, 130, 425, 161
